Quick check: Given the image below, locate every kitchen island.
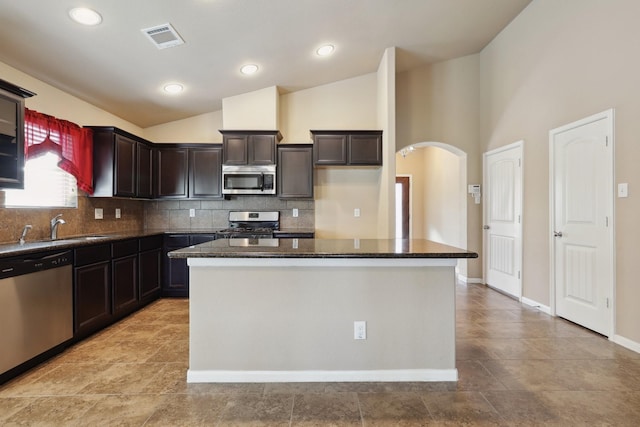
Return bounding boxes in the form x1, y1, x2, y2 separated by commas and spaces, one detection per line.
169, 238, 477, 383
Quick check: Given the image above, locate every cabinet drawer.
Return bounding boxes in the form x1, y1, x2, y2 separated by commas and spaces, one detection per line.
165, 234, 190, 248
139, 234, 164, 252
190, 234, 216, 245
112, 239, 138, 258
74, 244, 111, 267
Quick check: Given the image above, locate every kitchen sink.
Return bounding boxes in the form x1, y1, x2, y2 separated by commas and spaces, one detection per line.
63, 235, 110, 241
0, 235, 115, 255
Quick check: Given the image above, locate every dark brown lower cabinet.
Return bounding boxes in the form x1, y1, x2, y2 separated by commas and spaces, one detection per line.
163, 234, 216, 297
73, 235, 163, 340
112, 239, 139, 318
139, 235, 163, 303
74, 244, 112, 338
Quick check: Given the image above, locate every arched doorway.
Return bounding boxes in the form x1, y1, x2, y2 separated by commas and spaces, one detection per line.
396, 142, 468, 279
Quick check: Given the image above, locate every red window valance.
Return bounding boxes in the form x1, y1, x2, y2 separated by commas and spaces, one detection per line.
24, 108, 94, 194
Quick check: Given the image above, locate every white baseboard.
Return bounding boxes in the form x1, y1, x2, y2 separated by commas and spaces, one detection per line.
457, 275, 483, 284
521, 297, 552, 315
187, 369, 458, 383
611, 335, 640, 354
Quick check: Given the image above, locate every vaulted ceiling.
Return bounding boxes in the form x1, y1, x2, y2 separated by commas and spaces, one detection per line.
0, 0, 531, 127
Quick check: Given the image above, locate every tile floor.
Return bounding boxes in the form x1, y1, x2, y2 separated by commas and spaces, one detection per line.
1, 283, 640, 426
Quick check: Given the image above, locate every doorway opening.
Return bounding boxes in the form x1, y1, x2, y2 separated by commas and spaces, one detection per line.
395, 176, 410, 239
396, 142, 469, 279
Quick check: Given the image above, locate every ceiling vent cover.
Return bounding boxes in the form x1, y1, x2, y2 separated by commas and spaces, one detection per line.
141, 23, 184, 49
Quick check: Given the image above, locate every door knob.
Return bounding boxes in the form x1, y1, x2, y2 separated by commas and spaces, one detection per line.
483, 225, 490, 230
554, 231, 563, 237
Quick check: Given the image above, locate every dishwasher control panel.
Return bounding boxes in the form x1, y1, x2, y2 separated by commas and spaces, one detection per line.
0, 250, 72, 279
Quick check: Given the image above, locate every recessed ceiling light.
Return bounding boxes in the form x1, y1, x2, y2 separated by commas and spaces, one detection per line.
68, 8, 102, 26
316, 44, 334, 56
240, 64, 259, 75
163, 83, 184, 94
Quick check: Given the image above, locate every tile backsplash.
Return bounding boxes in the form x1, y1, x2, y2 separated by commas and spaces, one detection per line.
0, 192, 314, 244
0, 192, 144, 244
144, 196, 315, 231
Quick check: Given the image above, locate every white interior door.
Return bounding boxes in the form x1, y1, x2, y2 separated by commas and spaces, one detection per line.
483, 141, 523, 299
550, 110, 613, 337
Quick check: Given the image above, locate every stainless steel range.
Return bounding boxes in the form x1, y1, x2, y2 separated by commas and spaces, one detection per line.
216, 211, 279, 239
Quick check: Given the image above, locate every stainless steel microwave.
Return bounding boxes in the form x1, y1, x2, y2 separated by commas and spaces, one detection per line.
222, 165, 276, 195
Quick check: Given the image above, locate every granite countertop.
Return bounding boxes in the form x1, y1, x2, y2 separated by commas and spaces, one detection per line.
0, 229, 316, 258
0, 231, 165, 258
168, 238, 478, 259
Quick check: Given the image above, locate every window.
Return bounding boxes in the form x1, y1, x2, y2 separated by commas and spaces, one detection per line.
3, 108, 93, 208
4, 151, 77, 208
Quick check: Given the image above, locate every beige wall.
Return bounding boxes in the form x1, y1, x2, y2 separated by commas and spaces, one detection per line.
396, 55, 482, 278
280, 74, 383, 238
376, 47, 397, 238
144, 110, 223, 143
479, 0, 640, 344
0, 62, 141, 134
279, 74, 378, 142
222, 86, 279, 130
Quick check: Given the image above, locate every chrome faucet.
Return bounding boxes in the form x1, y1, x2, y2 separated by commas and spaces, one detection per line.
50, 214, 66, 240
18, 224, 32, 245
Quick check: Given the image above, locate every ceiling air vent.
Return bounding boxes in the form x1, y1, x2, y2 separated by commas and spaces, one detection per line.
141, 23, 184, 49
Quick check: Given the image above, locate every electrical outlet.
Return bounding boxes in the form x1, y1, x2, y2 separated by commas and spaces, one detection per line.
292, 238, 299, 249
618, 183, 629, 198
94, 208, 103, 220
293, 208, 299, 217
115, 208, 121, 219
354, 321, 367, 340
189, 208, 196, 218
354, 208, 361, 217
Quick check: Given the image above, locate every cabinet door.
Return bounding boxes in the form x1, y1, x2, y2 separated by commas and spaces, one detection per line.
112, 255, 138, 317
249, 134, 276, 165
0, 91, 25, 189
74, 261, 111, 335
313, 134, 347, 165
114, 134, 136, 197
139, 248, 162, 301
155, 147, 188, 198
278, 146, 313, 198
223, 135, 248, 165
137, 142, 153, 198
349, 133, 382, 165
163, 235, 190, 297
189, 147, 222, 198
164, 257, 188, 297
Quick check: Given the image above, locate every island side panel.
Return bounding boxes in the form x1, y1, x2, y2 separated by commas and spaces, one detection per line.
188, 264, 456, 381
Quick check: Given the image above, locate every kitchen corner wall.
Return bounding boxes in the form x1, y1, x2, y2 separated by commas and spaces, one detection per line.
0, 192, 144, 244
144, 197, 314, 231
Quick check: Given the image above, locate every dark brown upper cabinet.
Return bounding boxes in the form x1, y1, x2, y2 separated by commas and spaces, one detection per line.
154, 146, 188, 199
220, 130, 282, 165
277, 144, 313, 199
90, 127, 154, 198
0, 79, 35, 189
153, 143, 223, 200
311, 130, 383, 166
189, 145, 223, 199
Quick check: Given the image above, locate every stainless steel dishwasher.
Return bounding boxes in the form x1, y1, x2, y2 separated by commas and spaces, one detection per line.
0, 250, 73, 376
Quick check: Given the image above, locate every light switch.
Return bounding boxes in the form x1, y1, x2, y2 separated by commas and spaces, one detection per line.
618, 183, 629, 198
354, 208, 361, 217
115, 208, 121, 219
